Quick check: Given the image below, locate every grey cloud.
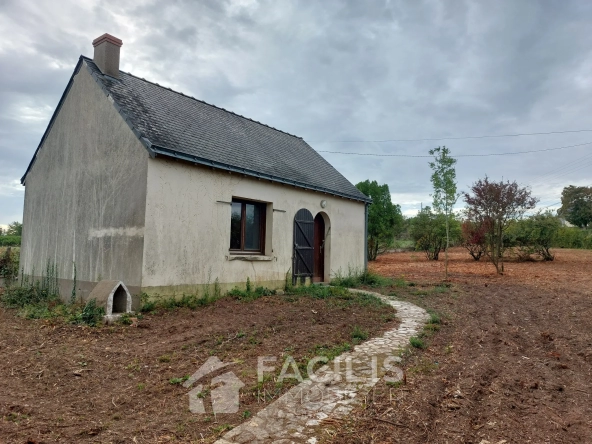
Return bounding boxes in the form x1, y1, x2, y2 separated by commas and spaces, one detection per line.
1, 0, 592, 225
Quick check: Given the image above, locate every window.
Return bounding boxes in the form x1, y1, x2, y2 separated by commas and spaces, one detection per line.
230, 199, 266, 253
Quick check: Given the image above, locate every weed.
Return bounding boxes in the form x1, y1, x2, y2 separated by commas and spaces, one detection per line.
255, 286, 273, 296
213, 278, 222, 299
351, 326, 369, 341
284, 269, 294, 292
137, 383, 146, 390
196, 388, 210, 399
331, 266, 392, 288
119, 313, 133, 325
213, 424, 233, 433
70, 299, 105, 327
428, 311, 441, 324
424, 323, 441, 333
169, 375, 190, 385
158, 354, 172, 363
141, 291, 218, 312
309, 343, 352, 362
126, 359, 142, 372
18, 302, 63, 320
242, 410, 252, 419
2, 261, 60, 308
139, 292, 156, 312
5, 412, 29, 423
409, 336, 426, 349
70, 261, 77, 305
386, 380, 404, 388
249, 335, 261, 345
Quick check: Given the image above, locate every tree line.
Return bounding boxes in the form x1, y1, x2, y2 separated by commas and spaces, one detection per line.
356, 148, 592, 275
0, 221, 22, 247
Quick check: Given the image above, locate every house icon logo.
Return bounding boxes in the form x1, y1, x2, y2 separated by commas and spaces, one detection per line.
183, 356, 245, 414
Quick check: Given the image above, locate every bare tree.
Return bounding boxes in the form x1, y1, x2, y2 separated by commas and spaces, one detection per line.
463, 177, 538, 274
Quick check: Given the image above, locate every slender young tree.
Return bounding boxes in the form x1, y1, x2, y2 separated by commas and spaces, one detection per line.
428, 146, 459, 279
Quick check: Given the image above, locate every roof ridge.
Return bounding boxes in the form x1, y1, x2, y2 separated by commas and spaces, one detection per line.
81, 55, 303, 141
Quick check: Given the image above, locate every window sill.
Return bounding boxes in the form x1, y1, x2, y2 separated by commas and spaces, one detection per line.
226, 254, 274, 262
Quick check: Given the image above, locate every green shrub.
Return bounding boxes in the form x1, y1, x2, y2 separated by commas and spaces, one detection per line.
70, 299, 105, 327
553, 227, 592, 249
0, 236, 21, 247
506, 212, 561, 260
410, 207, 461, 261
139, 292, 156, 312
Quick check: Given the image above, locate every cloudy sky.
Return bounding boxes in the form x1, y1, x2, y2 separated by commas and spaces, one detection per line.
1, 0, 592, 228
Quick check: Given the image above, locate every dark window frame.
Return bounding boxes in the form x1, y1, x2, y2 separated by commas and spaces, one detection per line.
229, 198, 267, 254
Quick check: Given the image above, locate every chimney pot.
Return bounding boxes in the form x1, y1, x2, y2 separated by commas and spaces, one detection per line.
92, 33, 122, 78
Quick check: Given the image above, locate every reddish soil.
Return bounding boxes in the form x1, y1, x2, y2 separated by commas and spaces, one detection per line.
0, 292, 397, 443
329, 248, 592, 443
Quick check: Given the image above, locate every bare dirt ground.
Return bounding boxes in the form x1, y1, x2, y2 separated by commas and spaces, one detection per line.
0, 291, 397, 443
330, 248, 592, 443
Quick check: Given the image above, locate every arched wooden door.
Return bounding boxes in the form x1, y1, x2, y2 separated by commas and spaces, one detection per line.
313, 213, 325, 282
293, 209, 314, 284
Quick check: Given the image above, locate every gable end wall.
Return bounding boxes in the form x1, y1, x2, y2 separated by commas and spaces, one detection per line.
20, 63, 149, 303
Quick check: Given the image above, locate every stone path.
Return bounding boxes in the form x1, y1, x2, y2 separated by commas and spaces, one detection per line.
216, 289, 429, 444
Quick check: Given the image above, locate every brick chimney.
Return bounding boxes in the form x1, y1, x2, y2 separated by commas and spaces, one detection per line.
92, 33, 122, 78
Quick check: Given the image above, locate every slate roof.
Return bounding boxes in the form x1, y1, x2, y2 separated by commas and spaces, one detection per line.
24, 55, 369, 202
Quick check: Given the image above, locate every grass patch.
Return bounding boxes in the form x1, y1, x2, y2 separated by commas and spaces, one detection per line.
431, 284, 451, 294
409, 336, 426, 349
286, 285, 390, 310
428, 310, 442, 325
169, 375, 190, 385
351, 326, 369, 341
424, 323, 441, 333
1, 264, 104, 327
331, 267, 393, 288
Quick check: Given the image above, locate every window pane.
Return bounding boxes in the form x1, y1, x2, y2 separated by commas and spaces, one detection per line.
244, 203, 261, 251
230, 202, 242, 249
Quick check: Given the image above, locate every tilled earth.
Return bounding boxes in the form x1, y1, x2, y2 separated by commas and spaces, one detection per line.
329, 248, 592, 443
0, 292, 397, 443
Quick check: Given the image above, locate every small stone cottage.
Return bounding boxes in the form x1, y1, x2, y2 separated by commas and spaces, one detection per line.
20, 34, 370, 309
